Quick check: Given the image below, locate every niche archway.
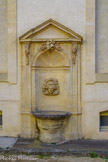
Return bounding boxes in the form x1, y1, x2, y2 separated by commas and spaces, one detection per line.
31, 49, 70, 112
32, 49, 70, 67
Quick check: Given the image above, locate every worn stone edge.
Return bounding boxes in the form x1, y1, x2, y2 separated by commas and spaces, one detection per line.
0, 148, 108, 157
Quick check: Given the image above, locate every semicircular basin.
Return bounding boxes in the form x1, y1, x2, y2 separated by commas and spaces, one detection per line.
32, 111, 71, 120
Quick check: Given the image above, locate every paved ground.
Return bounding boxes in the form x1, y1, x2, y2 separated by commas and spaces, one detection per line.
0, 138, 108, 161
14, 138, 108, 155
0, 137, 108, 154
0, 137, 17, 149
0, 155, 107, 162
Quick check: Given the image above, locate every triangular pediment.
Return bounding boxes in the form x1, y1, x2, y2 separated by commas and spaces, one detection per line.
19, 19, 83, 42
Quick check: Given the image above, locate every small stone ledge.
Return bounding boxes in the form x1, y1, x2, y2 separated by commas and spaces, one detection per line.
96, 73, 108, 82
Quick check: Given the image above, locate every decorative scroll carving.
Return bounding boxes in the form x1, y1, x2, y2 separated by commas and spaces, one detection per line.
71, 43, 78, 65
54, 42, 63, 51
39, 41, 62, 52
39, 43, 47, 51
42, 78, 60, 96
25, 43, 31, 65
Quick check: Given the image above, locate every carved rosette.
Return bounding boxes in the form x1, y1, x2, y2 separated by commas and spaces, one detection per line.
25, 43, 31, 65
39, 41, 62, 52
71, 43, 78, 65
42, 78, 60, 96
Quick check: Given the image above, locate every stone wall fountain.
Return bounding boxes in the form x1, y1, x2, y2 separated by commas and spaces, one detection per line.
33, 111, 71, 143
20, 19, 83, 142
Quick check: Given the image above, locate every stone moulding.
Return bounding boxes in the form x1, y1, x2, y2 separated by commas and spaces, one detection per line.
19, 19, 83, 44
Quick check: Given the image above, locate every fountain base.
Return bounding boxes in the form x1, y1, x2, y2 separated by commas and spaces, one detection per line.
32, 111, 71, 143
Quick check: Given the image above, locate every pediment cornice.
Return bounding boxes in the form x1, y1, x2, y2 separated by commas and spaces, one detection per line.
19, 19, 83, 44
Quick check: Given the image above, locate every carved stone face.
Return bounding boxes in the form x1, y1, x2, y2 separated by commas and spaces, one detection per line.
48, 42, 56, 50
42, 78, 60, 96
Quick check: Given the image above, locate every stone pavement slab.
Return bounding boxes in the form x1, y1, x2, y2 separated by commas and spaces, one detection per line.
0, 138, 108, 159
12, 139, 108, 157
0, 137, 17, 149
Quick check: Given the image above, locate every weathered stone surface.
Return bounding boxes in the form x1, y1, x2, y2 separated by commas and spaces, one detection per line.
0, 137, 17, 148
20, 18, 82, 141
0, 0, 108, 141
96, 0, 108, 73
0, 0, 20, 137
33, 111, 71, 119
0, 0, 7, 71
17, 0, 85, 37
32, 111, 71, 143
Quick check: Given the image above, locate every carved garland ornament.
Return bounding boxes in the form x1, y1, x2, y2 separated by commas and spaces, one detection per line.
39, 41, 62, 52
71, 43, 78, 65
25, 43, 31, 65
42, 78, 60, 96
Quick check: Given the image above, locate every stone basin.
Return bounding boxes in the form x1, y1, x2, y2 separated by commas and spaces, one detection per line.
32, 111, 71, 119
32, 111, 71, 143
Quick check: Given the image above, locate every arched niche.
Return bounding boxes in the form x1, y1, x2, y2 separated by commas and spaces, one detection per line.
31, 48, 71, 112
32, 49, 70, 67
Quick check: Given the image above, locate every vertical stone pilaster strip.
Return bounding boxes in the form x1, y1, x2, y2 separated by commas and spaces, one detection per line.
7, 0, 17, 83
86, 0, 96, 83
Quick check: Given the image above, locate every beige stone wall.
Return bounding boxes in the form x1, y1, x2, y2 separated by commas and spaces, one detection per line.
0, 0, 7, 72
82, 83, 108, 139
82, 0, 108, 139
96, 0, 108, 73
17, 0, 85, 37
18, 0, 85, 140
0, 101, 20, 137
0, 0, 108, 140
0, 0, 20, 137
